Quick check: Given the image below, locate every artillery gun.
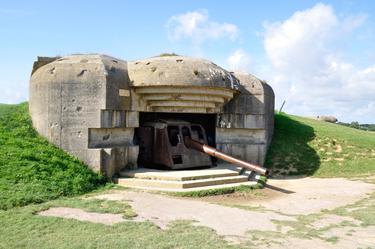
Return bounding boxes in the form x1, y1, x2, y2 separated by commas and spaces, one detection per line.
136, 120, 268, 176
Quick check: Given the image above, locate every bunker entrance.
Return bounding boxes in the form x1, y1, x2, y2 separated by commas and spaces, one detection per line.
136, 112, 217, 170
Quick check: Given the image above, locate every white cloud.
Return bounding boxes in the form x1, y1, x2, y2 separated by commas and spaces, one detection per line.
227, 49, 251, 72
166, 10, 238, 45
0, 81, 28, 104
261, 3, 373, 123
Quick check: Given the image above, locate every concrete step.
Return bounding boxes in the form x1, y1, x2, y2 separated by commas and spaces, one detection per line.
114, 175, 249, 189
119, 164, 242, 181
115, 181, 259, 192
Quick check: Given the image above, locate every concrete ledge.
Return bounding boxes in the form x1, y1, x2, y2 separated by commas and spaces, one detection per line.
119, 164, 243, 181
114, 164, 255, 190
114, 181, 258, 192
114, 175, 248, 189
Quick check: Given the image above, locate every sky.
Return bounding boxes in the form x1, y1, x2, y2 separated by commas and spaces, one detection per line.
0, 0, 374, 123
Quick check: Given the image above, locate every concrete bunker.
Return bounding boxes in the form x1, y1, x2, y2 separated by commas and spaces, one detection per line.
29, 54, 274, 179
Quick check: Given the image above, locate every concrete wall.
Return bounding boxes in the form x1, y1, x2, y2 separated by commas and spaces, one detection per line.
29, 54, 138, 177
217, 72, 275, 165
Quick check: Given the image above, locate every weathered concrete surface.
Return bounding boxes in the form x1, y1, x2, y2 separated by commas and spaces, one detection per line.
29, 54, 275, 175
218, 71, 275, 165
29, 54, 137, 176
128, 56, 240, 89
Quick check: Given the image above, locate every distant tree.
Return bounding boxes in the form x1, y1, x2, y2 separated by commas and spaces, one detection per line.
350, 121, 360, 129
367, 124, 375, 131
337, 121, 375, 131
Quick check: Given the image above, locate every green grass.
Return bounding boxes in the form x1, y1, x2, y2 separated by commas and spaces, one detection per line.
0, 199, 239, 249
2, 103, 374, 209
157, 52, 179, 57
266, 113, 375, 177
1, 103, 375, 248
43, 197, 137, 219
0, 103, 106, 210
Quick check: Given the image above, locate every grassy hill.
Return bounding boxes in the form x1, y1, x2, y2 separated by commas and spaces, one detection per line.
1, 103, 374, 210
0, 103, 105, 210
266, 113, 375, 177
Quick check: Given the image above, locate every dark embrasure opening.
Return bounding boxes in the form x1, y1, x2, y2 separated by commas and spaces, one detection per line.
138, 112, 216, 147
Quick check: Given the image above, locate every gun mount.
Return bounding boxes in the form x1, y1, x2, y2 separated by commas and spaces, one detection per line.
136, 120, 268, 175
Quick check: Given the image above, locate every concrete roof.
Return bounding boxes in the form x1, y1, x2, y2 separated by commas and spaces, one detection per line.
128, 55, 240, 90
31, 54, 242, 92
30, 54, 128, 86
232, 71, 274, 96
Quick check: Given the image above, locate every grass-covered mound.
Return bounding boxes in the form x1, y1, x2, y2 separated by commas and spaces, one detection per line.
266, 113, 375, 177
1, 102, 374, 208
0, 103, 105, 210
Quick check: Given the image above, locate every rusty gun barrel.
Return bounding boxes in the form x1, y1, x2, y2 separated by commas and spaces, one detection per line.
184, 137, 269, 176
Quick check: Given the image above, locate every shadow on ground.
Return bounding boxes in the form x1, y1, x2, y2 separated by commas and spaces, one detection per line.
265, 113, 320, 176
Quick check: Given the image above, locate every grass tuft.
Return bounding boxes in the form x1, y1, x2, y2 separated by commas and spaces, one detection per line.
157, 52, 179, 57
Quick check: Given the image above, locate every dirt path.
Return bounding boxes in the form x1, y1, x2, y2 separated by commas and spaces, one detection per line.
93, 191, 294, 237
204, 177, 375, 215
39, 177, 375, 248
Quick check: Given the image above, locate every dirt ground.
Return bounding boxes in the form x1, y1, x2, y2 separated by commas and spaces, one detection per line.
39, 177, 375, 248
201, 177, 374, 214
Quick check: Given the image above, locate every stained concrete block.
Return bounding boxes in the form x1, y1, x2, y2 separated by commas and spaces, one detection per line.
101, 110, 126, 128
88, 128, 135, 148
223, 93, 265, 115
101, 148, 115, 176
127, 145, 139, 168
216, 128, 266, 144
125, 111, 139, 128
100, 146, 140, 177
216, 143, 267, 165
218, 114, 265, 129
100, 110, 139, 128
86, 149, 102, 172
60, 127, 88, 151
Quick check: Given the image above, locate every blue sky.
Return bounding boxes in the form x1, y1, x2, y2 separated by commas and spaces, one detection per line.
1, 0, 375, 122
